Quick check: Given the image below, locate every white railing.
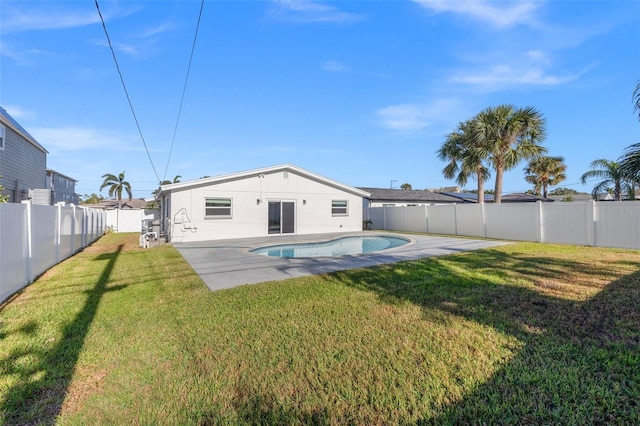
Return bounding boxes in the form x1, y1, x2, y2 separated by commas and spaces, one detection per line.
367, 201, 640, 250
0, 203, 106, 303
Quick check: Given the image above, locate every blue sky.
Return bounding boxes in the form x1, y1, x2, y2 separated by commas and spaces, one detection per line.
1, 0, 639, 198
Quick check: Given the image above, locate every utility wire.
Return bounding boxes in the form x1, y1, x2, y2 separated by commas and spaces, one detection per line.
94, 0, 161, 184
162, 0, 205, 183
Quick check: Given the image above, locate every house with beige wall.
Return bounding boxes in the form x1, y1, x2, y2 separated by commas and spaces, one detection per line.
157, 164, 370, 243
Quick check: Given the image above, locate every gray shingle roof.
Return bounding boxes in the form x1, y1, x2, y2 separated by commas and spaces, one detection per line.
358, 187, 465, 203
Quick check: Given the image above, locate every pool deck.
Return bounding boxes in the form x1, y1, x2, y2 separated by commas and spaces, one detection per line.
173, 232, 510, 291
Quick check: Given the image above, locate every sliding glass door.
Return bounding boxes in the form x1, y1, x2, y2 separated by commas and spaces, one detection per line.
268, 201, 295, 235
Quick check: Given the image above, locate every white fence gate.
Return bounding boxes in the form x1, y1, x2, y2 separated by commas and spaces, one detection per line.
367, 201, 640, 250
0, 203, 106, 303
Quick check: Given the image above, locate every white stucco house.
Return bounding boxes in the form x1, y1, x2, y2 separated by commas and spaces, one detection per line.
156, 164, 370, 243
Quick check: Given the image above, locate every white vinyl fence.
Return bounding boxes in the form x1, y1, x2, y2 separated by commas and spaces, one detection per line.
105, 209, 157, 233
0, 202, 106, 304
367, 201, 640, 250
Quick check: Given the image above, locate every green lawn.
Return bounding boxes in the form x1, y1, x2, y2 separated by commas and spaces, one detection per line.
1, 233, 639, 425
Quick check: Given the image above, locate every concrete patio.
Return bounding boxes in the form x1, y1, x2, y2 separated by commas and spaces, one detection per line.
173, 232, 509, 291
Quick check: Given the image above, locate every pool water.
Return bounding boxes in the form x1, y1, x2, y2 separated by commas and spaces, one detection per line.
250, 235, 410, 258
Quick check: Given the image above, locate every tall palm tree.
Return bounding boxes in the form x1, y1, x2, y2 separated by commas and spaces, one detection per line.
580, 159, 631, 201
437, 119, 491, 203
100, 171, 132, 209
523, 155, 567, 198
475, 105, 547, 203
618, 142, 640, 184
634, 79, 640, 121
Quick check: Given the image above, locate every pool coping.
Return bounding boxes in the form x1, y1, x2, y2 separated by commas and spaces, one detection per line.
243, 233, 416, 257
173, 231, 510, 291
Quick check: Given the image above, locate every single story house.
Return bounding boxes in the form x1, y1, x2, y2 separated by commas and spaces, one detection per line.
437, 192, 495, 203
359, 187, 466, 207
157, 164, 370, 243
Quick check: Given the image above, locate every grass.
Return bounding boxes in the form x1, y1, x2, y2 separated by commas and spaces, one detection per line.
1, 233, 639, 425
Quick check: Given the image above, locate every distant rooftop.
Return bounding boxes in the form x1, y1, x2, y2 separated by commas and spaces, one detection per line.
359, 187, 466, 203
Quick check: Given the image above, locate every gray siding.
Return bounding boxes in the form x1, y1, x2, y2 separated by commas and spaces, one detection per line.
48, 173, 79, 204
0, 124, 47, 203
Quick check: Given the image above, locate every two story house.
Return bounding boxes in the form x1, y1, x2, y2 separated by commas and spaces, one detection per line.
1, 107, 78, 205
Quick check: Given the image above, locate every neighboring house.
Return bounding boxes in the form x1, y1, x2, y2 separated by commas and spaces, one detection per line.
0, 107, 48, 203
438, 192, 495, 203
85, 198, 150, 210
157, 164, 370, 243
500, 193, 554, 203
360, 187, 465, 207
547, 193, 595, 202
46, 169, 79, 205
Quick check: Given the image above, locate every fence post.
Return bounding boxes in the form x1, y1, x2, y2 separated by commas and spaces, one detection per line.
424, 205, 429, 234
55, 203, 61, 263
590, 200, 596, 247
82, 207, 88, 248
402, 206, 406, 232
481, 202, 487, 238
536, 201, 543, 243
454, 204, 458, 236
22, 201, 33, 284
71, 204, 76, 253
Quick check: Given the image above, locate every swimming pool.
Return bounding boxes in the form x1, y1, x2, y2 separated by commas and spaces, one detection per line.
250, 235, 411, 258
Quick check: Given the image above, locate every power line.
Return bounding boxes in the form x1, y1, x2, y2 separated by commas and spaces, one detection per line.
94, 0, 161, 184
162, 0, 205, 183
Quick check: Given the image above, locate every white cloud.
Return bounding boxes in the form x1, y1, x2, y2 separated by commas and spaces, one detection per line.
29, 127, 138, 151
452, 66, 579, 88
449, 48, 587, 91
377, 99, 459, 131
322, 60, 351, 72
3, 105, 37, 120
268, 0, 364, 23
412, 0, 541, 28
0, 5, 100, 34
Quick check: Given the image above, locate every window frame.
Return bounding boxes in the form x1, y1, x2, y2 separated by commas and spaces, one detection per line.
204, 197, 232, 219
0, 124, 5, 151
331, 199, 349, 216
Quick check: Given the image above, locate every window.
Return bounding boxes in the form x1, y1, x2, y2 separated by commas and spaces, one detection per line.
205, 198, 232, 218
332, 200, 348, 216
0, 124, 5, 150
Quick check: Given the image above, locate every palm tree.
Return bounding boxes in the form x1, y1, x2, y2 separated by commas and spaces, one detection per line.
162, 175, 182, 185
580, 159, 631, 201
633, 79, 640, 121
524, 155, 567, 198
475, 105, 547, 203
437, 119, 491, 203
618, 142, 640, 183
100, 171, 132, 209
153, 175, 182, 197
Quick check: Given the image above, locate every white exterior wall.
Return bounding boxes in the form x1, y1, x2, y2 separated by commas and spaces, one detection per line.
167, 170, 364, 243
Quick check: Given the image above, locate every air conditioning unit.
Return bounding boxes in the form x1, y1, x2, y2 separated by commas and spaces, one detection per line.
28, 188, 53, 205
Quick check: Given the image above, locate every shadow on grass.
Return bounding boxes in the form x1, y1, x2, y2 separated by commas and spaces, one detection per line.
329, 249, 640, 423
0, 245, 127, 425
227, 383, 331, 426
